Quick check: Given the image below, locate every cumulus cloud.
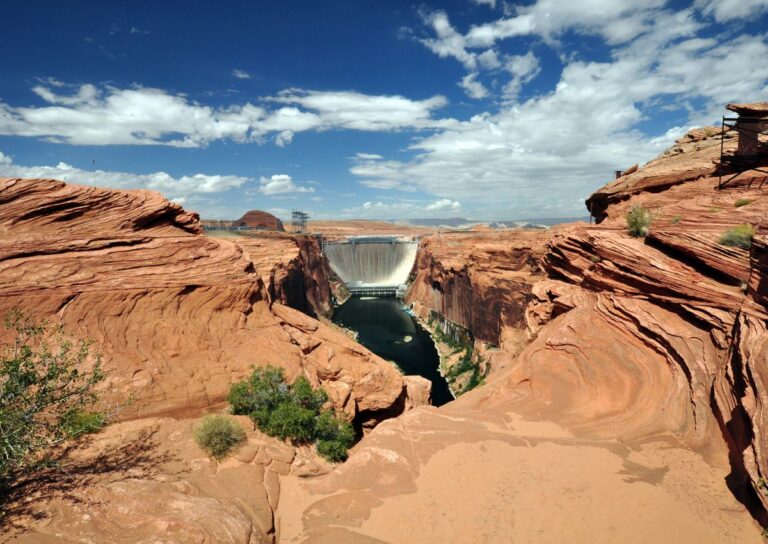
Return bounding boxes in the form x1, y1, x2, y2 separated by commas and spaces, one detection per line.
425, 198, 461, 211
0, 150, 249, 214
0, 83, 452, 147
269, 89, 451, 132
355, 7, 768, 217
419, 0, 675, 98
355, 152, 383, 160
503, 52, 541, 99
258, 174, 315, 195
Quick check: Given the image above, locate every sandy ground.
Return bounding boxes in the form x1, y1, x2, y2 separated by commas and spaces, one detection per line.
277, 403, 762, 544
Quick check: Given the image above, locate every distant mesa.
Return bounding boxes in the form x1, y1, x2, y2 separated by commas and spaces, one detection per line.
201, 209, 285, 232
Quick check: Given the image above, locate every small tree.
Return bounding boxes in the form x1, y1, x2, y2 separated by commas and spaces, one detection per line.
193, 415, 246, 459
0, 311, 104, 489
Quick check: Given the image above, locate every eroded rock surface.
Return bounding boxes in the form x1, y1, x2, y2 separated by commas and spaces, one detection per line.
0, 178, 423, 422
283, 116, 767, 542
4, 416, 331, 544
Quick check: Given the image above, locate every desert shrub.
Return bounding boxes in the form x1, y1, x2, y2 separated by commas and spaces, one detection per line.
734, 198, 753, 208
227, 365, 289, 426
315, 411, 355, 462
263, 403, 317, 442
626, 205, 651, 237
60, 409, 106, 438
290, 376, 328, 412
671, 214, 682, 225
228, 366, 355, 462
719, 224, 756, 249
193, 414, 246, 459
0, 310, 105, 489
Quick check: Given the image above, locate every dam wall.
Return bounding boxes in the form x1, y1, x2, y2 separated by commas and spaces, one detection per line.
323, 236, 418, 295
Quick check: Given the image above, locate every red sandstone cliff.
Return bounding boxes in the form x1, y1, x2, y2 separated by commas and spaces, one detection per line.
0, 178, 426, 423
5, 107, 768, 542
235, 209, 285, 231
328, 116, 768, 542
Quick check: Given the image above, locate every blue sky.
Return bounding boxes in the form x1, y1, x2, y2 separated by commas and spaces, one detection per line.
1, 0, 767, 220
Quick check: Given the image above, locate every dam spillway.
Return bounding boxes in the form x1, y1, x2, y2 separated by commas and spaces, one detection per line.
323, 236, 419, 296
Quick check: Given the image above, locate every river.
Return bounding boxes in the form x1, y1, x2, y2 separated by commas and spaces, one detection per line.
332, 297, 453, 406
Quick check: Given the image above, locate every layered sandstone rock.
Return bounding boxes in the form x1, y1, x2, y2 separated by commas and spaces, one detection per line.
288, 111, 767, 541
405, 230, 549, 376
5, 416, 333, 544
0, 178, 423, 423
586, 126, 737, 221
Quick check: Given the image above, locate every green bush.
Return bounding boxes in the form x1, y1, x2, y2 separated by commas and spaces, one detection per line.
0, 310, 105, 489
315, 411, 355, 462
193, 414, 246, 459
734, 198, 753, 208
263, 403, 317, 442
228, 366, 356, 462
719, 224, 756, 249
60, 409, 106, 438
626, 205, 651, 237
227, 365, 289, 427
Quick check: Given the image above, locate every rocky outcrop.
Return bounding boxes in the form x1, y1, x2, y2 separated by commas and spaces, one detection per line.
405, 231, 548, 359
4, 416, 331, 543
288, 109, 768, 541
586, 126, 736, 221
234, 233, 332, 318
235, 209, 285, 231
0, 178, 424, 424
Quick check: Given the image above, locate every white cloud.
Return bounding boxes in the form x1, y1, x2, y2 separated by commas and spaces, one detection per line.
355, 152, 383, 160
464, 13, 536, 48
232, 69, 251, 79
0, 84, 452, 147
425, 198, 461, 211
472, 0, 496, 7
258, 174, 315, 195
695, 0, 768, 22
420, 11, 478, 70
340, 198, 462, 219
0, 150, 249, 215
503, 52, 541, 99
275, 129, 294, 147
460, 73, 489, 99
353, 9, 768, 218
477, 49, 502, 70
269, 89, 451, 132
419, 0, 673, 100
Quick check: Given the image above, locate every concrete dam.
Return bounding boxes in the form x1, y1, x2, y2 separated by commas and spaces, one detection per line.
323, 236, 419, 296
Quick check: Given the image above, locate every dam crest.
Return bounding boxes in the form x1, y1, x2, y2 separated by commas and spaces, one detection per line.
323, 235, 419, 296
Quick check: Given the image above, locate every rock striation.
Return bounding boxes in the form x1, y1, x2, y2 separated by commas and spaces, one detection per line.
405, 230, 549, 374
283, 111, 768, 541
0, 178, 425, 423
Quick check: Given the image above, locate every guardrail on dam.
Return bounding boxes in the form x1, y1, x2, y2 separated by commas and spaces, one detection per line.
322, 236, 419, 296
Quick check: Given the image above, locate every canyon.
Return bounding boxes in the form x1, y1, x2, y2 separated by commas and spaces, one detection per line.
1, 113, 768, 542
